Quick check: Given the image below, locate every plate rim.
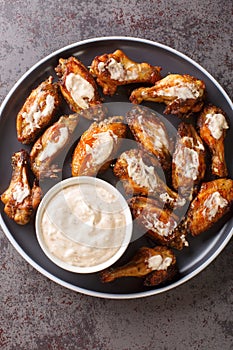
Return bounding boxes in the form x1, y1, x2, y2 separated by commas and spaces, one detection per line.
1, 36, 232, 114
0, 35, 232, 299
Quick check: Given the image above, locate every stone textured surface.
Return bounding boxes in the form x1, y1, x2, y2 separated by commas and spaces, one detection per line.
0, 0, 232, 349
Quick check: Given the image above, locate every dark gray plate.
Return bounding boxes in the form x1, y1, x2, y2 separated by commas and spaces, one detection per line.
0, 37, 232, 299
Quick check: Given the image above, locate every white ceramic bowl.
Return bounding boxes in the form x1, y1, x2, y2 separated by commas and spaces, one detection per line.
35, 176, 133, 273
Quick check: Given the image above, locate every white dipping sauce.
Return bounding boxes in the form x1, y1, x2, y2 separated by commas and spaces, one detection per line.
36, 177, 132, 272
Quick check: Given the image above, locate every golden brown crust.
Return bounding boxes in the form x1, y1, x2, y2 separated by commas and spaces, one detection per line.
1, 150, 42, 225
172, 122, 206, 199
100, 245, 177, 286
144, 257, 177, 287
30, 114, 79, 179
113, 148, 159, 195
90, 49, 161, 95
197, 105, 229, 177
130, 74, 206, 116
128, 196, 188, 250
113, 148, 185, 209
186, 178, 233, 236
126, 105, 172, 171
55, 56, 102, 113
16, 76, 62, 144
71, 116, 127, 177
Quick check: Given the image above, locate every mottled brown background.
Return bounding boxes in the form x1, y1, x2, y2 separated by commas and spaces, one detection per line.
0, 0, 232, 349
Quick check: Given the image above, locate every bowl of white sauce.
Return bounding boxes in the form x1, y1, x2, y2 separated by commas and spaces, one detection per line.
35, 177, 133, 273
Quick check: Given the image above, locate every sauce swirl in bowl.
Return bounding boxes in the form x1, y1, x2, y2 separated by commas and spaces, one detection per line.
35, 177, 133, 273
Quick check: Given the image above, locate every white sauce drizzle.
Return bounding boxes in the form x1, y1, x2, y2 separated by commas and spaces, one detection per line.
148, 255, 172, 271
203, 191, 228, 220
173, 144, 199, 180
98, 58, 138, 81
182, 136, 205, 151
156, 81, 200, 100
138, 115, 169, 150
38, 127, 69, 162
41, 183, 126, 267
12, 183, 30, 203
205, 113, 229, 140
22, 94, 55, 132
143, 213, 177, 237
123, 153, 158, 191
85, 131, 116, 167
65, 72, 95, 109
159, 192, 174, 202
180, 234, 189, 247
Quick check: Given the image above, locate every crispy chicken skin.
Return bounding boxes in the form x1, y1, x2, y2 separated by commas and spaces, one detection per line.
1, 150, 42, 225
172, 122, 206, 199
100, 246, 177, 286
198, 105, 229, 177
30, 114, 79, 179
130, 74, 206, 116
90, 49, 161, 95
72, 116, 127, 177
126, 105, 172, 171
55, 56, 102, 113
186, 178, 233, 236
128, 196, 188, 250
16, 76, 61, 144
114, 149, 185, 208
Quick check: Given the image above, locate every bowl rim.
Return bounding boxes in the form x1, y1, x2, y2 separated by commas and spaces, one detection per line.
35, 176, 133, 274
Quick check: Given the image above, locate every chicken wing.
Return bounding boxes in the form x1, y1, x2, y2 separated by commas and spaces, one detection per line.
100, 246, 177, 287
16, 76, 61, 144
90, 49, 161, 95
186, 178, 233, 236
1, 150, 42, 225
55, 56, 102, 114
130, 74, 206, 116
114, 149, 185, 208
72, 116, 127, 177
172, 122, 206, 199
30, 114, 79, 179
128, 196, 188, 250
126, 105, 172, 171
198, 105, 229, 177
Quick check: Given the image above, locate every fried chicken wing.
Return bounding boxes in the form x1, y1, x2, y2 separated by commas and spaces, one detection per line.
126, 105, 172, 171
172, 122, 206, 199
90, 49, 161, 95
100, 246, 177, 287
130, 74, 206, 116
72, 116, 127, 177
128, 196, 188, 250
198, 105, 229, 177
186, 178, 233, 236
1, 150, 42, 225
30, 114, 79, 179
16, 76, 61, 144
114, 149, 185, 208
55, 56, 102, 114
